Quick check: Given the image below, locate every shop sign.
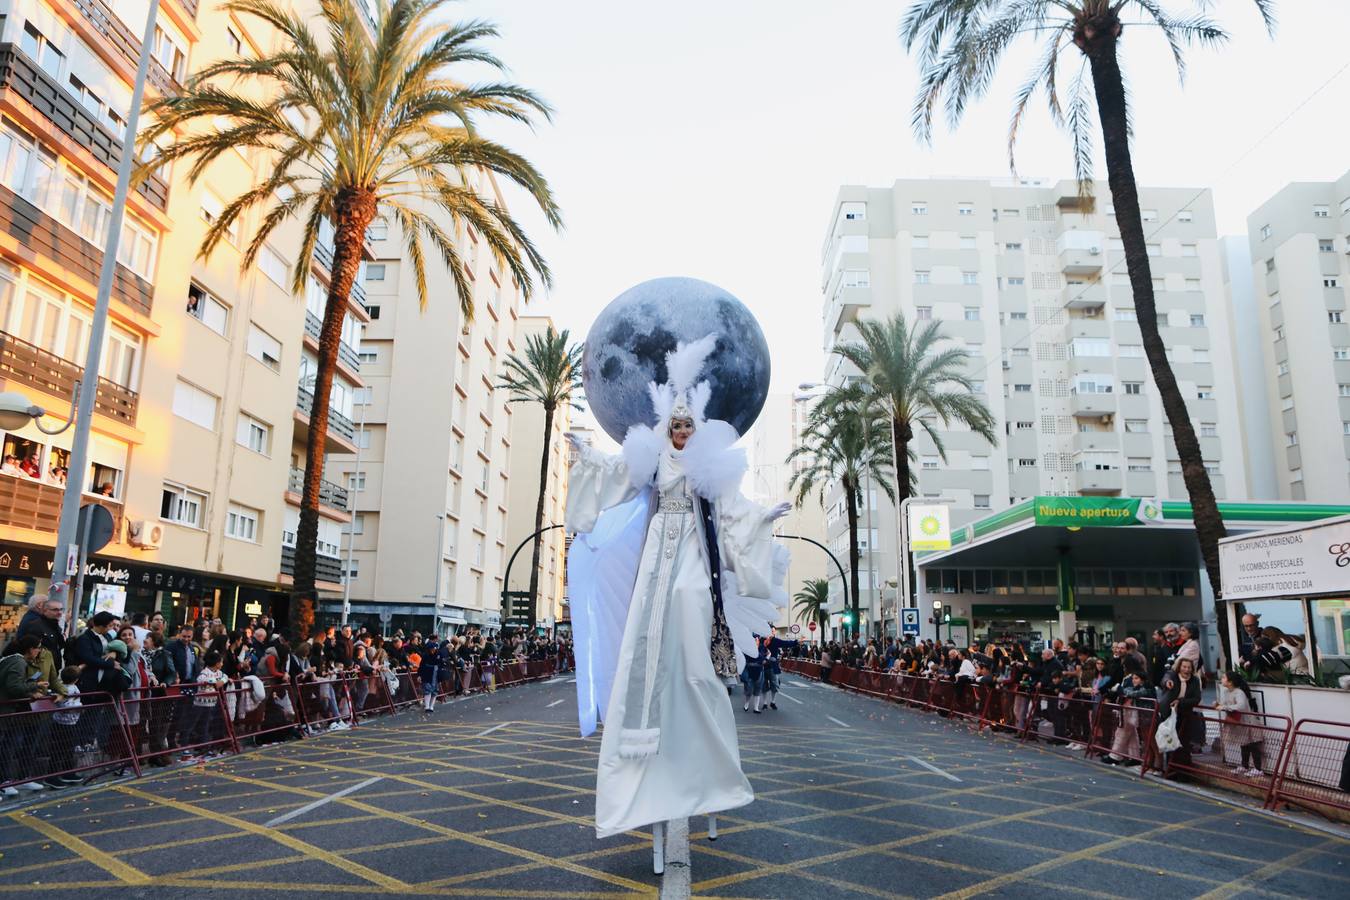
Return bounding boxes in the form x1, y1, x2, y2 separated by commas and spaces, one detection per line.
243, 601, 264, 617
0, 546, 131, 585
908, 504, 951, 551
901, 608, 920, 636
1034, 497, 1163, 527
1220, 517, 1350, 600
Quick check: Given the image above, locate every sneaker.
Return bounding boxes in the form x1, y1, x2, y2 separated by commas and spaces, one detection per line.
2, 786, 17, 798
1067, 743, 1086, 751
17, 782, 45, 792
42, 779, 66, 790
1246, 768, 1265, 778
1230, 766, 1247, 775
769, 703, 778, 710
743, 702, 749, 711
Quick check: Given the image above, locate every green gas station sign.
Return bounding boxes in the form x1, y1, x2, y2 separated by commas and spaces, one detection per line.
1034, 497, 1163, 528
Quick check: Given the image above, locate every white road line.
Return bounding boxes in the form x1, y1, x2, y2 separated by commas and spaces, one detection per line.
908, 756, 962, 782
659, 816, 691, 900
475, 722, 511, 737
566, 678, 577, 684
826, 715, 851, 729
546, 698, 566, 708
264, 777, 381, 827
776, 690, 803, 704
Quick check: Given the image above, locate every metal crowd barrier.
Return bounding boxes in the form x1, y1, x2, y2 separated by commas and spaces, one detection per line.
781, 657, 1349, 819
1, 658, 558, 793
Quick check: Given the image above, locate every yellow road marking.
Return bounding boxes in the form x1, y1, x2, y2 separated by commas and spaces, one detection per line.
114, 786, 410, 891
1192, 843, 1336, 900
9, 812, 150, 885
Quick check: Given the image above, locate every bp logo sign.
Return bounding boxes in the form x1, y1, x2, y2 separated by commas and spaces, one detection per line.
908, 504, 951, 551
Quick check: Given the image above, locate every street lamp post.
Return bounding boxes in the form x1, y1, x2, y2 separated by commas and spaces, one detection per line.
50, 0, 160, 635
932, 599, 942, 645
341, 404, 368, 625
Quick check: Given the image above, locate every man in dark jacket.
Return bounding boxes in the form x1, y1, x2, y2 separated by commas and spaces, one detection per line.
15, 594, 65, 664
74, 611, 120, 694
333, 626, 354, 667
165, 624, 201, 685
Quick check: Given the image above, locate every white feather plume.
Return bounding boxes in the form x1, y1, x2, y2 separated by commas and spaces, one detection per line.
647, 381, 675, 426
621, 424, 663, 490
664, 334, 718, 397
680, 420, 745, 501
688, 380, 712, 424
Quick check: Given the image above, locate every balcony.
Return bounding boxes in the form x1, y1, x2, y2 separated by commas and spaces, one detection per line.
294, 384, 357, 452
1072, 430, 1120, 454
0, 330, 137, 426
1062, 281, 1106, 310
0, 184, 154, 316
71, 0, 182, 95
1069, 388, 1116, 417
1058, 231, 1105, 275
0, 45, 169, 210
279, 545, 344, 586
303, 311, 362, 372
0, 474, 122, 538
312, 243, 370, 310
1075, 467, 1122, 495
287, 466, 350, 513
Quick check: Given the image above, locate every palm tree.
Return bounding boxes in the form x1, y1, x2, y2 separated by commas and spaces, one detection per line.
497, 326, 583, 623
900, 0, 1276, 651
792, 578, 830, 640
788, 384, 895, 640
833, 314, 997, 515
141, 0, 560, 620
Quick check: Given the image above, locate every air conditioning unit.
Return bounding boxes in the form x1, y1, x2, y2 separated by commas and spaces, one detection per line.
127, 520, 163, 550
1088, 246, 1101, 255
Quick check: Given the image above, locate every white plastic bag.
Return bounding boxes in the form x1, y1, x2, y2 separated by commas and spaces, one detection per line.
1154, 713, 1181, 753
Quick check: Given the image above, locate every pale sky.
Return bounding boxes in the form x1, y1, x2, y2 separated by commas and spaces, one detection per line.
461, 1, 1350, 394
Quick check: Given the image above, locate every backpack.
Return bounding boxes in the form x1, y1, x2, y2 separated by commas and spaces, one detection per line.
100, 665, 132, 695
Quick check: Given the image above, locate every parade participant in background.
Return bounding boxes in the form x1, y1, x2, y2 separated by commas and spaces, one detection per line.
565, 334, 790, 868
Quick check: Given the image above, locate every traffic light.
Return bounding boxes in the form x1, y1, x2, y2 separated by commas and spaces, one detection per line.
841, 611, 854, 625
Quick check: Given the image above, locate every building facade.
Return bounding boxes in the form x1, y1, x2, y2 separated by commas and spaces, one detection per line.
1243, 172, 1350, 502
819, 177, 1250, 639
329, 168, 523, 637
0, 0, 372, 635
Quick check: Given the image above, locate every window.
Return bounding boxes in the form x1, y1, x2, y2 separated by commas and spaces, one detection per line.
1127, 458, 1152, 472
1265, 258, 1276, 274
1178, 210, 1193, 223
236, 413, 270, 454
345, 558, 359, 581
365, 263, 387, 282
1119, 344, 1143, 358
1006, 277, 1025, 287
1260, 224, 1271, 241
21, 23, 65, 79
971, 455, 990, 471
358, 349, 378, 364
368, 219, 388, 241
355, 428, 371, 450
186, 283, 228, 335
963, 307, 980, 321
1334, 347, 1349, 360
921, 455, 939, 470
1197, 422, 1217, 438
1196, 386, 1214, 400
172, 380, 217, 430
912, 235, 929, 248
1330, 312, 1343, 324
915, 305, 932, 320
1013, 383, 1031, 393
1114, 307, 1137, 322
1181, 244, 1197, 258
957, 203, 974, 216
1190, 314, 1206, 327
1285, 431, 1299, 446
1123, 381, 1144, 395
1017, 458, 1037, 468
1073, 375, 1114, 395
1320, 240, 1335, 253
226, 27, 243, 56
1185, 278, 1202, 292
1325, 277, 1340, 288
153, 24, 188, 83
1146, 243, 1161, 257
970, 380, 985, 393
914, 271, 930, 285
1125, 419, 1148, 433
1194, 348, 1210, 363
258, 245, 287, 287
1313, 204, 1330, 218
960, 236, 976, 249
1015, 421, 1033, 430
1276, 362, 1289, 376
348, 472, 366, 491
1011, 347, 1029, 357
911, 202, 927, 215
225, 503, 260, 542
961, 271, 978, 285
1009, 311, 1027, 320
1141, 209, 1158, 222
1071, 338, 1110, 357
246, 324, 282, 371
68, 75, 124, 133
1004, 241, 1022, 252
352, 513, 365, 535
354, 386, 373, 405
973, 494, 991, 509
199, 190, 239, 246
1275, 327, 1285, 341
1344, 422, 1350, 436
367, 304, 381, 320
161, 482, 207, 528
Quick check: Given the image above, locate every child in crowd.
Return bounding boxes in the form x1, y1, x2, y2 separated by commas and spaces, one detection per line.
44, 666, 84, 788
193, 651, 229, 747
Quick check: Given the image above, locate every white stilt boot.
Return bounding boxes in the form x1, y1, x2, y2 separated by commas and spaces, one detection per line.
707, 815, 718, 841
652, 820, 666, 875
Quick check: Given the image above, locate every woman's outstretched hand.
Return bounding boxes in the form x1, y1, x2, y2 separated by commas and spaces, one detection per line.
767, 501, 792, 522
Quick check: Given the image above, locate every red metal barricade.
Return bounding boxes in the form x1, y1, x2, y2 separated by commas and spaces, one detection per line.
0, 694, 141, 790
1150, 705, 1293, 803
225, 680, 306, 746
387, 670, 422, 709
1271, 718, 1350, 815
296, 675, 356, 730
1085, 698, 1158, 769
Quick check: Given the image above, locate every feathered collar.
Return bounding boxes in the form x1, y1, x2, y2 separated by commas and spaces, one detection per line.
622, 419, 745, 502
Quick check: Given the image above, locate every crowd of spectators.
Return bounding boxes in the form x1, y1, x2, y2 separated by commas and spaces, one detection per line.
0, 594, 573, 797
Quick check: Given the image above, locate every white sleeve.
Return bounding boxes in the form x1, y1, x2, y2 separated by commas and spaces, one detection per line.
565, 447, 642, 535
716, 491, 779, 600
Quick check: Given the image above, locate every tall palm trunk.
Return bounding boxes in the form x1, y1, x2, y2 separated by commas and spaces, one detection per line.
844, 475, 861, 641
892, 416, 914, 610
1080, 19, 1229, 657
295, 188, 377, 629
527, 404, 555, 625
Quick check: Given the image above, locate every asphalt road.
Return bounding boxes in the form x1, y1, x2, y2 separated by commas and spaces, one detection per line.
2, 672, 1347, 899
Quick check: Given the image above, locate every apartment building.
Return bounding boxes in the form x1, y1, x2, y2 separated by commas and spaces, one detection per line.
1243, 172, 1350, 502
330, 168, 523, 637
0, 0, 370, 635
502, 316, 570, 634
818, 177, 1249, 637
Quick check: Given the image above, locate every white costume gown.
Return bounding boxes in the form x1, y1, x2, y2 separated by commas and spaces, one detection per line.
567, 443, 777, 838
